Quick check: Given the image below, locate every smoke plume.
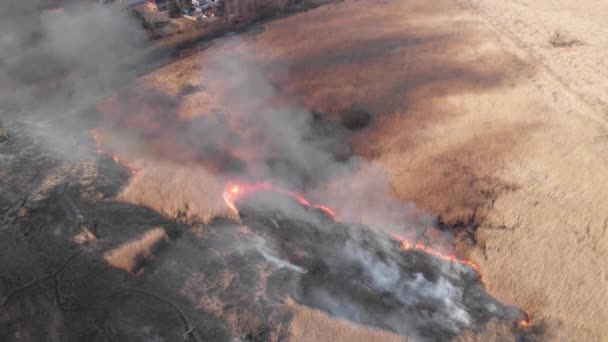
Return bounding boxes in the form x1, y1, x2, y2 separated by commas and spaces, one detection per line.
1, 0, 146, 159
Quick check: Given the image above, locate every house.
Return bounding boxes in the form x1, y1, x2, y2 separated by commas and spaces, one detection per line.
192, 0, 218, 6
147, 0, 169, 11
125, 0, 147, 9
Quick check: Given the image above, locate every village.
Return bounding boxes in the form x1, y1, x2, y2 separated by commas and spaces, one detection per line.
95, 0, 321, 40
121, 0, 222, 23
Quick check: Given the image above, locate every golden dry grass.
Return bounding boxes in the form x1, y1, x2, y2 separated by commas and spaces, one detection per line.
106, 0, 608, 339
117, 161, 238, 223
454, 319, 519, 342
287, 300, 408, 342
73, 226, 97, 244
104, 227, 168, 272
230, 1, 608, 339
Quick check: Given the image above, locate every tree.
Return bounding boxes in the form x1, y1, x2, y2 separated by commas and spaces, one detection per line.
216, 0, 226, 17
131, 9, 153, 31
169, 0, 181, 18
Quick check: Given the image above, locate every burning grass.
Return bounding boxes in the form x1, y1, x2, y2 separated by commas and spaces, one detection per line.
104, 227, 168, 272
117, 162, 238, 223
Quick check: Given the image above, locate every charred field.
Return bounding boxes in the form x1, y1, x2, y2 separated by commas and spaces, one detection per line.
0, 130, 535, 341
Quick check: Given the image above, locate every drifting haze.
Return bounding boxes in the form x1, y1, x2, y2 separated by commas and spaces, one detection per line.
204, 44, 439, 241
0, 0, 435, 240
0, 0, 146, 159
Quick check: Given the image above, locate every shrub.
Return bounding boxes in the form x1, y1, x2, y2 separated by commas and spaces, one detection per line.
340, 105, 372, 130
179, 81, 198, 95
169, 0, 181, 19
549, 31, 567, 47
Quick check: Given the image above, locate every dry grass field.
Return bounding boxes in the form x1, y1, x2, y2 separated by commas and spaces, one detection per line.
91, 0, 608, 340
105, 227, 168, 272
287, 299, 408, 342
60, 0, 608, 341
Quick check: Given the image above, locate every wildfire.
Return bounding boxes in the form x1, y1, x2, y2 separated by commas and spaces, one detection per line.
519, 311, 532, 328
91, 132, 140, 175
396, 238, 480, 272
222, 180, 336, 219
222, 180, 480, 272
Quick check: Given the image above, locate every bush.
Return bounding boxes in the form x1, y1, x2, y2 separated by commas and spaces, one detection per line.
169, 0, 181, 19
131, 9, 153, 31
549, 31, 567, 47
341, 105, 372, 130
178, 81, 198, 95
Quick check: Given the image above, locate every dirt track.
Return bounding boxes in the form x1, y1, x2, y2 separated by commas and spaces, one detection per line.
154, 0, 608, 339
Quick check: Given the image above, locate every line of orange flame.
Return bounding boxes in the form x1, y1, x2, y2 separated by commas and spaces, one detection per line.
223, 181, 337, 219
223, 180, 533, 328
91, 132, 139, 175
94, 149, 140, 175
388, 232, 480, 272
223, 181, 480, 270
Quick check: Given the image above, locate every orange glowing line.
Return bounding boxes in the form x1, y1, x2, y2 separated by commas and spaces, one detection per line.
313, 205, 336, 218
222, 181, 336, 219
391, 232, 480, 272
223, 181, 479, 272
519, 310, 532, 328
90, 133, 139, 176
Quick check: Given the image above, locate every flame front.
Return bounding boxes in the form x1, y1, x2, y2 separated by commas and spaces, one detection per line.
222, 180, 337, 219
222, 180, 482, 273
91, 131, 140, 175
519, 311, 532, 328
397, 238, 480, 272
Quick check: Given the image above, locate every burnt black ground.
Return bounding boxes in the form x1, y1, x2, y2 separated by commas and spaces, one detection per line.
1, 127, 534, 342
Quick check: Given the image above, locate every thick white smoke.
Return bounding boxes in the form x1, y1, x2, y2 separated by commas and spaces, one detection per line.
1, 0, 146, 159
203, 39, 439, 242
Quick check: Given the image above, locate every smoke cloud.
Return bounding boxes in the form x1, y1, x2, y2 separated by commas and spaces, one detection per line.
1, 0, 146, 159
201, 41, 437, 235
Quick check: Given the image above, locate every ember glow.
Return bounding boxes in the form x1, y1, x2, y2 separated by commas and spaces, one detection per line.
519, 312, 532, 328
396, 236, 480, 272
223, 180, 482, 273
222, 180, 337, 219
91, 131, 140, 175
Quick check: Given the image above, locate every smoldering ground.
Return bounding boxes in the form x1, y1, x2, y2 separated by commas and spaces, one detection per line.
233, 194, 530, 341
